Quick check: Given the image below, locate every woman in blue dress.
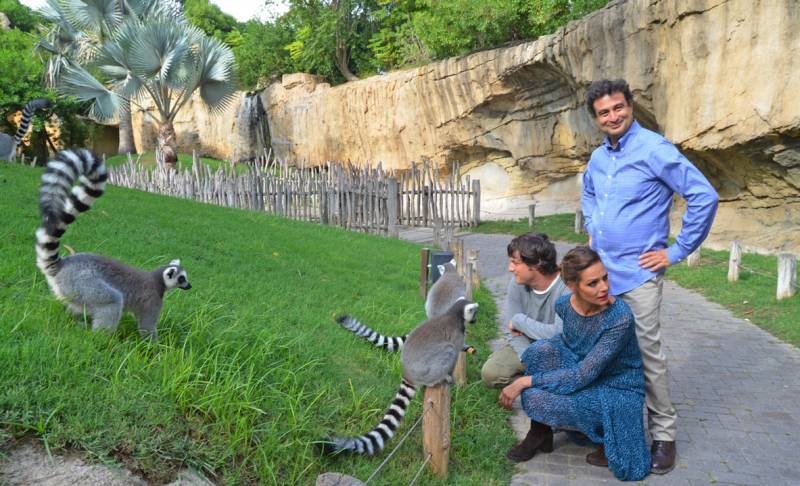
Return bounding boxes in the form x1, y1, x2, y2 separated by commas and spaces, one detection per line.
499, 246, 650, 481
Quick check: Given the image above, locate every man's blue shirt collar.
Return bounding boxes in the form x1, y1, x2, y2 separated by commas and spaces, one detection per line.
603, 120, 641, 152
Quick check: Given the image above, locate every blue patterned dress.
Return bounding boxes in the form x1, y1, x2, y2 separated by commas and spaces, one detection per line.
520, 295, 650, 481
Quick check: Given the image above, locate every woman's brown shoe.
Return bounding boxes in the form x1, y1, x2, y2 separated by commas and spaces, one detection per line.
506, 421, 554, 462
586, 445, 608, 467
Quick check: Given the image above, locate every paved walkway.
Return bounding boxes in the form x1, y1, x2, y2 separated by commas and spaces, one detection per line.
399, 227, 800, 486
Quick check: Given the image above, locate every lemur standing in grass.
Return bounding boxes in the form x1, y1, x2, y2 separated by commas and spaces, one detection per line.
0, 98, 51, 162
35, 149, 191, 340
321, 298, 479, 456
336, 261, 474, 353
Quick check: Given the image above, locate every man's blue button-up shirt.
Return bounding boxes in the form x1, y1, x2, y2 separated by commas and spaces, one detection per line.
582, 121, 719, 295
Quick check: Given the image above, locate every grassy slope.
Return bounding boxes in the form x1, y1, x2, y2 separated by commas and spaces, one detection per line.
0, 163, 513, 485
469, 216, 799, 346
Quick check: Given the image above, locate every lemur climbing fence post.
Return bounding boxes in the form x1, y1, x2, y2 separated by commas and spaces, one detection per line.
422, 384, 450, 479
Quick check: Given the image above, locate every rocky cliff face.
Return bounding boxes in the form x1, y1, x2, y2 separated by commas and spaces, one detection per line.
136, 0, 800, 253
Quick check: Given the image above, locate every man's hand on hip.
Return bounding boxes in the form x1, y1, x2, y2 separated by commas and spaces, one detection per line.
639, 249, 671, 271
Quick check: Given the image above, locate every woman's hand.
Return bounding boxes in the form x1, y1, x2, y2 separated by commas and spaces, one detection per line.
499, 376, 531, 410
508, 320, 522, 337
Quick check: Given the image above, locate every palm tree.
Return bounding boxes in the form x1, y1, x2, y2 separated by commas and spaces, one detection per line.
38, 0, 143, 154
40, 0, 236, 167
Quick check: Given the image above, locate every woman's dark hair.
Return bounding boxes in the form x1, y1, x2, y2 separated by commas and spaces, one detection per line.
560, 246, 602, 285
507, 232, 559, 275
586, 79, 633, 117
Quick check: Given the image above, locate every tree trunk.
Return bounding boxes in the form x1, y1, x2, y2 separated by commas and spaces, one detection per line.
157, 122, 178, 168
117, 99, 137, 155
334, 34, 358, 82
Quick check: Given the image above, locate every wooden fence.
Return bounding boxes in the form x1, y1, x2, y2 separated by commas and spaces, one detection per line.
107, 153, 480, 236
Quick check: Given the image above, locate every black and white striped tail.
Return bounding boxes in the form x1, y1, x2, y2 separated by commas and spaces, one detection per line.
335, 315, 407, 351
13, 98, 50, 143
321, 379, 417, 456
36, 149, 107, 276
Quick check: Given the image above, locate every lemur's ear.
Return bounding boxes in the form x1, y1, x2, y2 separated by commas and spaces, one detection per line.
437, 264, 446, 275
169, 259, 181, 266
449, 258, 456, 267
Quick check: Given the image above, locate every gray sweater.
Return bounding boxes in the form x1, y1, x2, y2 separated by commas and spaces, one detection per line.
504, 274, 569, 357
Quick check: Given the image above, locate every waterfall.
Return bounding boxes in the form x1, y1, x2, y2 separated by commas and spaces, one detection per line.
232, 91, 270, 163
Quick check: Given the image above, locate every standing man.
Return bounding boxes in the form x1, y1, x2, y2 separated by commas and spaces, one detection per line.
481, 232, 569, 388
581, 79, 719, 474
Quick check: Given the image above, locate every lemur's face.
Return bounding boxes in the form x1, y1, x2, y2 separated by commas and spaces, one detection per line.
163, 259, 191, 290
463, 303, 479, 323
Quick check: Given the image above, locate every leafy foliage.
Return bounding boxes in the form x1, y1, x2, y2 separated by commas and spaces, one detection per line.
224, 0, 609, 89
183, 0, 239, 43
0, 1, 91, 156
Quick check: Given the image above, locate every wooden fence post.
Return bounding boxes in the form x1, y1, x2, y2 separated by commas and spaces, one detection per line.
528, 204, 536, 228
468, 249, 480, 290
777, 253, 797, 300
727, 240, 741, 282
422, 186, 430, 227
320, 184, 330, 225
420, 248, 430, 298
457, 239, 466, 277
574, 209, 584, 234
423, 384, 450, 479
472, 180, 481, 226
433, 218, 443, 249
387, 177, 399, 237
686, 249, 701, 267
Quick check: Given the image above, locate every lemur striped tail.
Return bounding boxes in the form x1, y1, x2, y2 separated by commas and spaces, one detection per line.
14, 99, 51, 143
336, 315, 407, 351
36, 149, 107, 277
321, 378, 417, 456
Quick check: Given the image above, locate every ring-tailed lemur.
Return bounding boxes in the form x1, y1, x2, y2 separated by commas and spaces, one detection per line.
336, 261, 474, 353
35, 149, 191, 340
0, 98, 51, 162
321, 299, 479, 456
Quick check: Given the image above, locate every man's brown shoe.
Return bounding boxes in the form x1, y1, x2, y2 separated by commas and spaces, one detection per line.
586, 445, 608, 467
650, 440, 676, 474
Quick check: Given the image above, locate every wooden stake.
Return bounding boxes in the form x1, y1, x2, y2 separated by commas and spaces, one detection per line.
420, 248, 430, 298
422, 384, 450, 479
472, 180, 480, 226
686, 249, 701, 267
727, 240, 741, 282
574, 209, 584, 234
528, 204, 535, 228
467, 249, 480, 290
452, 352, 467, 386
387, 177, 399, 237
777, 253, 797, 300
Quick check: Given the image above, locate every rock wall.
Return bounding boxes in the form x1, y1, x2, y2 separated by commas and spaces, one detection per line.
136, 0, 800, 253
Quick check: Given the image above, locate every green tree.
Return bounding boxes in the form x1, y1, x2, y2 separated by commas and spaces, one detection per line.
184, 0, 239, 44
0, 0, 39, 31
284, 0, 380, 83
233, 18, 294, 89
366, 0, 430, 71
50, 5, 237, 167
411, 0, 529, 59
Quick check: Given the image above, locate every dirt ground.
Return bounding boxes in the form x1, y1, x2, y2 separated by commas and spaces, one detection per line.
0, 439, 210, 486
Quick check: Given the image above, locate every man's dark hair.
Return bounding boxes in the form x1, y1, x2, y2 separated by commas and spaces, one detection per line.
586, 79, 633, 117
507, 232, 559, 275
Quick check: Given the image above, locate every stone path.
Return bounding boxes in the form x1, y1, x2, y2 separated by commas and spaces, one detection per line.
399, 228, 800, 486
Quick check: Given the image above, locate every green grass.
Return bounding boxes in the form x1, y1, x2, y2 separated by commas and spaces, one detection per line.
0, 163, 514, 484
104, 152, 247, 172
468, 214, 589, 244
471, 213, 799, 347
